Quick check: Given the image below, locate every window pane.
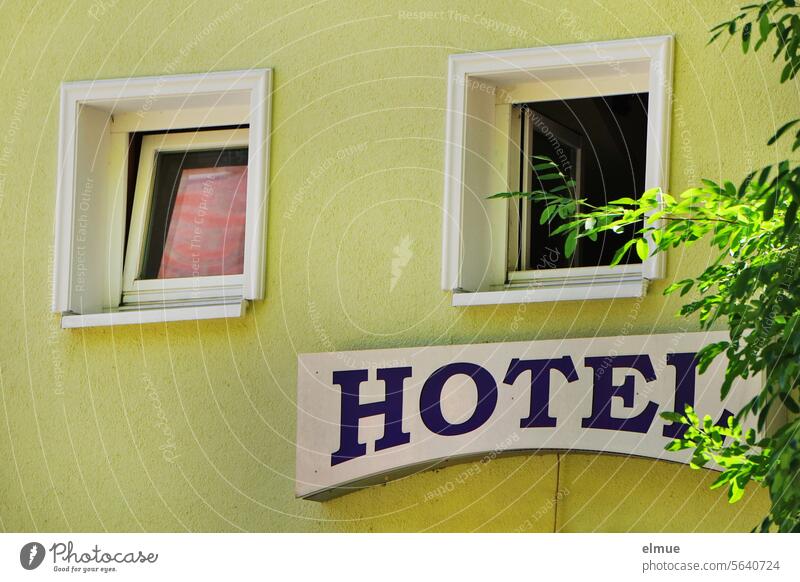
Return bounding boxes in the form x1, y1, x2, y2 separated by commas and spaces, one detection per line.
140, 148, 248, 280
522, 93, 648, 269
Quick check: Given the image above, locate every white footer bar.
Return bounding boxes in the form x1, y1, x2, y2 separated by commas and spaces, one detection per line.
1, 533, 797, 581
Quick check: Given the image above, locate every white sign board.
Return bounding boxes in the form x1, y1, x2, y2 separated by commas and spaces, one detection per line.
296, 332, 760, 500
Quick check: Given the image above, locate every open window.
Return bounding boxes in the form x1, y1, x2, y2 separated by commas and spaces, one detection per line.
53, 70, 270, 327
441, 37, 672, 306
508, 93, 649, 287
122, 128, 250, 307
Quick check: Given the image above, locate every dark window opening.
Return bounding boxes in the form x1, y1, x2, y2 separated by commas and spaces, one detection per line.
519, 92, 649, 270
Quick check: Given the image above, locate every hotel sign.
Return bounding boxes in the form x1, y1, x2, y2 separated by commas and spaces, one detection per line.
295, 332, 760, 500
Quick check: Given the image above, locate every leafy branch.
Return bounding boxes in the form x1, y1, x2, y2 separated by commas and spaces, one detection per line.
663, 406, 773, 504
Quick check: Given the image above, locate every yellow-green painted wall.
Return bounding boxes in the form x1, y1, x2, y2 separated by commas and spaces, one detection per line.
2, 0, 794, 532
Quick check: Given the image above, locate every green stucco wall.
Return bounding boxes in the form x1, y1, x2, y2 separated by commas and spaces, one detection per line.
2, 0, 794, 532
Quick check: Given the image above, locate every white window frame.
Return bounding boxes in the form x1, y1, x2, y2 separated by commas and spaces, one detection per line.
441, 36, 673, 306
52, 69, 271, 328
122, 128, 249, 306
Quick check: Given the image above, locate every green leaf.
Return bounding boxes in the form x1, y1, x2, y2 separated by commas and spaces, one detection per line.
738, 170, 756, 197
539, 204, 558, 225
767, 119, 800, 145
782, 394, 800, 413
710, 20, 730, 33
756, 165, 772, 187
728, 478, 745, 503
609, 197, 638, 205
549, 184, 572, 194
710, 470, 735, 490
742, 22, 752, 53
557, 200, 576, 218
610, 239, 636, 265
661, 411, 688, 424
665, 278, 694, 297
635, 238, 650, 260
763, 189, 778, 220
786, 198, 799, 233
787, 176, 800, 202
781, 61, 794, 83
488, 191, 526, 199
745, 428, 757, 446
701, 178, 723, 193
665, 440, 685, 452
690, 452, 709, 469
759, 12, 771, 43
697, 341, 728, 374
708, 30, 724, 46
564, 229, 578, 258
550, 221, 580, 236
536, 172, 564, 181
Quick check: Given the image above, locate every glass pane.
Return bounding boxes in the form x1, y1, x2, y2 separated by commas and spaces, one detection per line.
140, 148, 248, 280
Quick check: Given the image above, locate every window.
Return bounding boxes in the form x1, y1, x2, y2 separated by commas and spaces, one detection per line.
53, 70, 271, 327
122, 128, 249, 306
441, 37, 672, 306
509, 93, 649, 277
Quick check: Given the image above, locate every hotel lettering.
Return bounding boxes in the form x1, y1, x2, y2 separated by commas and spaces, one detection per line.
296, 332, 761, 499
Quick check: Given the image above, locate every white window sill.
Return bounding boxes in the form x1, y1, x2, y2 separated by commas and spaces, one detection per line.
60, 300, 246, 329
452, 278, 648, 306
